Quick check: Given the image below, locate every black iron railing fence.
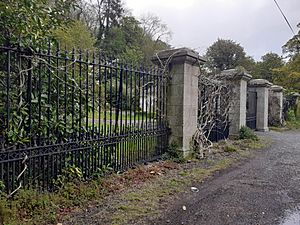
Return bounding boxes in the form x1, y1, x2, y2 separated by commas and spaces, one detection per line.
0, 45, 169, 193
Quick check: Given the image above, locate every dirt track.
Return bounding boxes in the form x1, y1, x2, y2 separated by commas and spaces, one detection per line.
151, 130, 300, 225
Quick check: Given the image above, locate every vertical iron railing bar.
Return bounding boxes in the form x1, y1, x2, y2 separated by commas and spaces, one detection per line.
103, 58, 108, 166
146, 67, 150, 159
119, 61, 123, 136
141, 68, 145, 132
138, 68, 141, 131
133, 65, 137, 134
37, 49, 42, 145
64, 50, 68, 137
92, 52, 95, 138
46, 42, 51, 141
71, 48, 75, 140
103, 59, 107, 137
55, 45, 60, 143
98, 54, 102, 169
5, 48, 10, 146
98, 54, 101, 137
78, 49, 82, 141
129, 64, 133, 135
85, 50, 89, 140
119, 63, 124, 169
158, 68, 162, 130
156, 68, 160, 131
91, 52, 96, 173
138, 68, 142, 161
163, 72, 167, 129
124, 64, 129, 168
114, 62, 119, 134
27, 52, 33, 146
109, 58, 113, 138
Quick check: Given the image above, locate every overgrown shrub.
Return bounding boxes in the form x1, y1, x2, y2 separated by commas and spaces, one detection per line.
162, 142, 186, 163
239, 126, 258, 141
287, 109, 296, 121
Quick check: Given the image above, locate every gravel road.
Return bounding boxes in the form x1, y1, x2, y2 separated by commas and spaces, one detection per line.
152, 130, 300, 225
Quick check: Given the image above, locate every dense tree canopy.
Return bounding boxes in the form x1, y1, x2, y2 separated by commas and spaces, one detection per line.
272, 23, 300, 91
0, 0, 171, 64
273, 55, 300, 91
252, 53, 284, 82
0, 0, 77, 47
205, 39, 247, 72
54, 20, 96, 50
283, 23, 300, 59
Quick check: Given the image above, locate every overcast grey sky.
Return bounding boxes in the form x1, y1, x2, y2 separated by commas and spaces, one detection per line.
125, 0, 299, 61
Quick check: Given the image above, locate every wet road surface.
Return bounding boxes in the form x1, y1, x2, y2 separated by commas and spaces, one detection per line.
153, 130, 300, 225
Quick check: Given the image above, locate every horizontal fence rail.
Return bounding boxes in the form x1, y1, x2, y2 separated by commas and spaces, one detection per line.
0, 45, 169, 193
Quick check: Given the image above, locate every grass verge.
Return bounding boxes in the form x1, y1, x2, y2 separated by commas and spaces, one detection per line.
286, 119, 300, 130
0, 138, 266, 225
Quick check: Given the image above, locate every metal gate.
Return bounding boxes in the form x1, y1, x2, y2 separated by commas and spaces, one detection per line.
246, 91, 257, 129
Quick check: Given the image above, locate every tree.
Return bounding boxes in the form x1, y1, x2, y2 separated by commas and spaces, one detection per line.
237, 56, 256, 75
139, 14, 172, 65
205, 39, 246, 72
100, 16, 144, 62
95, 0, 124, 46
100, 14, 171, 64
54, 20, 96, 50
273, 24, 300, 91
140, 13, 172, 44
283, 23, 300, 58
273, 55, 300, 91
0, 0, 78, 48
253, 53, 284, 82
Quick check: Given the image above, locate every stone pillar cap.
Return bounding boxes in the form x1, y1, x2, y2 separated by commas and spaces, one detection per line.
220, 69, 252, 81
151, 47, 206, 66
249, 79, 272, 88
270, 85, 284, 92
291, 92, 300, 97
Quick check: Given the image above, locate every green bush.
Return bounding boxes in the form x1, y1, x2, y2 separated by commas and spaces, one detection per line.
162, 142, 186, 163
287, 109, 296, 121
239, 126, 258, 141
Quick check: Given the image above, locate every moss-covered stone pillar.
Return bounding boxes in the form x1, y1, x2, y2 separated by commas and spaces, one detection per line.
248, 79, 272, 131
152, 48, 206, 156
221, 69, 252, 135
269, 85, 284, 126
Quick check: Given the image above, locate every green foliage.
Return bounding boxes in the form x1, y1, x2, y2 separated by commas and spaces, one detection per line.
286, 119, 300, 130
205, 39, 247, 72
273, 55, 300, 91
95, 0, 124, 44
0, 198, 11, 225
224, 145, 238, 152
0, 0, 77, 48
237, 56, 257, 75
239, 126, 258, 141
100, 15, 170, 64
54, 20, 96, 50
0, 51, 92, 144
54, 165, 83, 189
287, 109, 296, 121
252, 52, 284, 82
283, 23, 300, 58
162, 142, 185, 163
92, 164, 113, 179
